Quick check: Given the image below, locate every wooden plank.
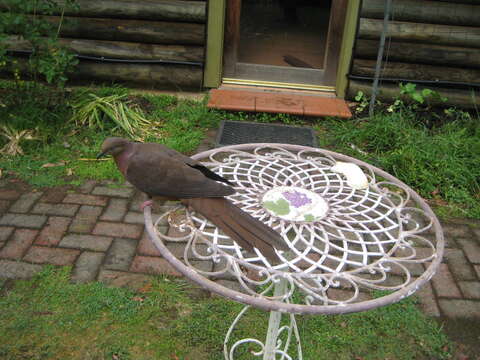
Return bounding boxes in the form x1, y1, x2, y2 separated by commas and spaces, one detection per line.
361, 0, 480, 26
73, 62, 203, 89
336, 0, 361, 98
323, 0, 348, 85
0, 57, 203, 89
5, 36, 204, 62
348, 79, 479, 108
359, 18, 480, 48
203, 0, 226, 88
207, 89, 352, 118
435, 0, 478, 4
12, 0, 207, 23
43, 15, 205, 45
355, 39, 480, 69
223, 0, 241, 76
351, 59, 480, 84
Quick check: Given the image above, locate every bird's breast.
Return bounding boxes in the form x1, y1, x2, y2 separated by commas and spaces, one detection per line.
114, 151, 132, 177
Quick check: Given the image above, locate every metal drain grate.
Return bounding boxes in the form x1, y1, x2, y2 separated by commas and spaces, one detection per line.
216, 120, 317, 147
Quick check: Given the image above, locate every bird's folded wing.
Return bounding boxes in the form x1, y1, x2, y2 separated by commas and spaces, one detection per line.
125, 147, 234, 199
140, 142, 233, 185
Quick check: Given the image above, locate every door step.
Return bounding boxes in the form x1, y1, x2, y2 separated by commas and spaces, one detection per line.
207, 88, 352, 118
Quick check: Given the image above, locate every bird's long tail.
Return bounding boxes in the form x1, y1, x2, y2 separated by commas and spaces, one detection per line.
182, 198, 287, 263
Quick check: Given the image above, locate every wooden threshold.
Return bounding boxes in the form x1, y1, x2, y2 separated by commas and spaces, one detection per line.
207, 87, 352, 118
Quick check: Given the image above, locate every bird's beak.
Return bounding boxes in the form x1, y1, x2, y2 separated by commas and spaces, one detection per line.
96, 151, 107, 159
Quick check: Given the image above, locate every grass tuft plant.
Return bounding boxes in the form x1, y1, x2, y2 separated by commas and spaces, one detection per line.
0, 124, 37, 155
71, 92, 151, 140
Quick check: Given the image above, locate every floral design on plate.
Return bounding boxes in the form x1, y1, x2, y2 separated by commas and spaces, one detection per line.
262, 186, 329, 222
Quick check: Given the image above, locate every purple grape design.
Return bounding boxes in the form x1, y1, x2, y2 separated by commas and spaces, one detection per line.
282, 190, 312, 208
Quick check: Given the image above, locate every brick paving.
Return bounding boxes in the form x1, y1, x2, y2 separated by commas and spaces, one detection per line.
1, 141, 480, 322
0, 177, 478, 320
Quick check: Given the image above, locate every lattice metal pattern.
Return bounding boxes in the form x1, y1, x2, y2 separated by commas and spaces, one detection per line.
145, 144, 443, 314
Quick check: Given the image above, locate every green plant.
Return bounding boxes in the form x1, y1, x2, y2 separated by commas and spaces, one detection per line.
353, 91, 369, 114
71, 93, 152, 139
0, 124, 37, 155
0, 0, 78, 90
443, 107, 473, 122
399, 83, 447, 108
386, 98, 403, 113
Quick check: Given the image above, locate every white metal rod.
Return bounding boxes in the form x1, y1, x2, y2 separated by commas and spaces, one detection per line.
263, 279, 288, 360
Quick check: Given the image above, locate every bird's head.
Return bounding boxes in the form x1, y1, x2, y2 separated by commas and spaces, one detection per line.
97, 137, 130, 159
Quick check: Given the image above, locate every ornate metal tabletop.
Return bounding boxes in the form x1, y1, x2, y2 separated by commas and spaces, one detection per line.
144, 143, 444, 360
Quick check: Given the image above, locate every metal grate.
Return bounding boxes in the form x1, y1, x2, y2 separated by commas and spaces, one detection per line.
216, 120, 317, 147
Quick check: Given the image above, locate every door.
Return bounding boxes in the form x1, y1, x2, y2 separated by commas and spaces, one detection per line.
223, 0, 348, 90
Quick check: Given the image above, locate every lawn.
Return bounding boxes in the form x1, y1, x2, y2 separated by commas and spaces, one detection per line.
0, 80, 478, 360
0, 266, 451, 360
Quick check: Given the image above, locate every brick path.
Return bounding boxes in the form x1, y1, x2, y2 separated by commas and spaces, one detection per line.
0, 178, 244, 290
0, 176, 479, 320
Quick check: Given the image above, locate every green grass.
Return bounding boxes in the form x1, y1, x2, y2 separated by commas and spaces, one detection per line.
142, 94, 223, 153
0, 84, 224, 187
0, 266, 451, 360
316, 110, 480, 218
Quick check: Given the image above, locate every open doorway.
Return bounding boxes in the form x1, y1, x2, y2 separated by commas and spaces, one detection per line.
223, 0, 347, 89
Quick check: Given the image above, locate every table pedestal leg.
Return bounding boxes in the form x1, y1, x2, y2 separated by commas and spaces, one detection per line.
224, 279, 302, 360
263, 279, 288, 360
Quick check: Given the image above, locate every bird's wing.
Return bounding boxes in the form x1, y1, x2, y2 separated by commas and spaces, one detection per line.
125, 143, 234, 199
139, 143, 233, 185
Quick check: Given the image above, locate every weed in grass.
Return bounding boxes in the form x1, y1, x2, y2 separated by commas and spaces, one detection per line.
0, 266, 451, 360
210, 109, 308, 126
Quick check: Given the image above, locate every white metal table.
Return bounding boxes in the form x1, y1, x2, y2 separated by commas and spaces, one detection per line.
144, 143, 444, 360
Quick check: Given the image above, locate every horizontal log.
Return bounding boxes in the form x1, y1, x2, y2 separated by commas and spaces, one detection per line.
351, 59, 480, 84
361, 0, 480, 26
347, 79, 479, 109
1, 57, 203, 89
359, 18, 480, 48
45, 15, 205, 45
0, 0, 206, 23
74, 61, 203, 89
435, 0, 478, 4
64, 0, 206, 23
355, 39, 480, 69
4, 36, 204, 62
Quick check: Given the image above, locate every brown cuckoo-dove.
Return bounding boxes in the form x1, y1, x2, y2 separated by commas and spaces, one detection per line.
97, 137, 288, 262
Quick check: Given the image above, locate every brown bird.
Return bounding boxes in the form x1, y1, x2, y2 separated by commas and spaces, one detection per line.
97, 137, 288, 262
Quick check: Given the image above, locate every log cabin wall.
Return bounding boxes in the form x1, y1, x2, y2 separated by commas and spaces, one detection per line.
348, 0, 480, 108
4, 0, 207, 90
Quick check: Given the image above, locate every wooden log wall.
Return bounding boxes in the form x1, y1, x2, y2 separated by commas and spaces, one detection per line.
349, 0, 480, 108
1, 0, 206, 90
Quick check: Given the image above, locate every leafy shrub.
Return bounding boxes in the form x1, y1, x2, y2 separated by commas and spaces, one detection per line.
0, 0, 78, 89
